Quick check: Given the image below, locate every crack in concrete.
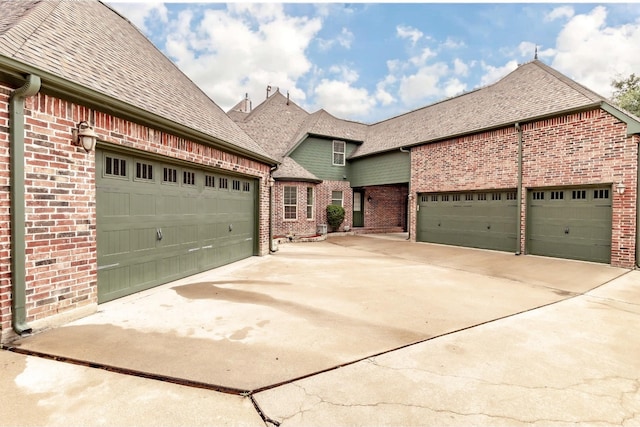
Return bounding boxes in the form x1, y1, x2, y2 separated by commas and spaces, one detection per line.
276, 381, 637, 426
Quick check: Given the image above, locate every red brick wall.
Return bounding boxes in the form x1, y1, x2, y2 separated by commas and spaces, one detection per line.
409, 108, 637, 268
362, 185, 408, 230
0, 82, 271, 336
272, 180, 353, 237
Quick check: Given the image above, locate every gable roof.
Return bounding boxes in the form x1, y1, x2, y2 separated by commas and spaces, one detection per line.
0, 0, 275, 163
232, 91, 310, 161
357, 60, 608, 157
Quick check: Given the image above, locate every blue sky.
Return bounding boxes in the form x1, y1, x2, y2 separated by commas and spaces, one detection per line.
109, 2, 640, 123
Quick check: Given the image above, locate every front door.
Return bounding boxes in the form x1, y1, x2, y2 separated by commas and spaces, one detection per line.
353, 191, 364, 227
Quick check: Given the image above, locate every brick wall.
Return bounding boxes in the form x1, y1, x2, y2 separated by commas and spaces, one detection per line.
409, 108, 637, 268
0, 82, 271, 336
362, 184, 408, 230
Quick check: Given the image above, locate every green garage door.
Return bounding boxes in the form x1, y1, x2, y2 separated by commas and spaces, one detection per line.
527, 187, 611, 263
96, 150, 257, 302
417, 190, 518, 252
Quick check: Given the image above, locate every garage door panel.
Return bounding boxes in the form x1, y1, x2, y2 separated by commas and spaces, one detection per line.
527, 187, 611, 263
97, 149, 257, 303
417, 191, 517, 252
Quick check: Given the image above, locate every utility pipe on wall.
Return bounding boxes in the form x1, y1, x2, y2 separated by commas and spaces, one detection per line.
515, 122, 523, 255
636, 137, 640, 268
10, 74, 41, 335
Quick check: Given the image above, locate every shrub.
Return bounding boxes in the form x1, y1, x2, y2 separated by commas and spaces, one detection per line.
326, 204, 345, 231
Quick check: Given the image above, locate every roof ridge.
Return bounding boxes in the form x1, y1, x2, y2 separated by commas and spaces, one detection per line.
529, 59, 606, 103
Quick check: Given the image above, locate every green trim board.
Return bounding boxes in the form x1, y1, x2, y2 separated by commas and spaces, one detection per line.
96, 149, 257, 302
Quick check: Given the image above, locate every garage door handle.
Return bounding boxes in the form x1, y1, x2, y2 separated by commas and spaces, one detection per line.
156, 228, 163, 241
229, 224, 233, 232
564, 227, 569, 235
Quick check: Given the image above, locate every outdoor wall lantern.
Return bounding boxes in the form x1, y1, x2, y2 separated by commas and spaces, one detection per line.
72, 121, 98, 152
616, 182, 626, 195
367, 195, 372, 202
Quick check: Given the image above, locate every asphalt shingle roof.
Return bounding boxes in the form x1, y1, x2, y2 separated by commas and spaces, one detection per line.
0, 0, 273, 161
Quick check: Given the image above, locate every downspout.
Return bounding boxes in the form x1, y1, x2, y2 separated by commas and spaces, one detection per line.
269, 165, 278, 253
400, 147, 411, 240
515, 122, 522, 255
10, 74, 41, 335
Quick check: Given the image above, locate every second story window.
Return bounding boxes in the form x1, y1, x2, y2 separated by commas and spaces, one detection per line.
333, 140, 345, 166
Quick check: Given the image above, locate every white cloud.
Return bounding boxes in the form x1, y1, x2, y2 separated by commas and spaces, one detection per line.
545, 6, 575, 22
479, 60, 519, 87
453, 58, 469, 77
397, 25, 423, 46
109, 3, 168, 33
160, 4, 322, 111
550, 6, 640, 97
314, 80, 377, 119
442, 37, 465, 49
443, 78, 467, 98
328, 65, 359, 84
318, 27, 354, 51
398, 62, 449, 105
409, 47, 437, 68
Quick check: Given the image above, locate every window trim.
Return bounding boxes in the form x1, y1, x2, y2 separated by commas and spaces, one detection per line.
306, 187, 314, 220
331, 190, 343, 207
332, 140, 346, 166
284, 186, 297, 220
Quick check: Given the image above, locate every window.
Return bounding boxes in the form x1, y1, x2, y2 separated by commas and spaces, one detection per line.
551, 191, 564, 200
284, 186, 297, 220
333, 140, 345, 166
491, 192, 502, 201
452, 194, 461, 201
532, 191, 544, 200
163, 167, 177, 183
135, 161, 153, 181
465, 193, 474, 201
205, 175, 215, 188
219, 177, 228, 189
243, 182, 251, 192
594, 189, 609, 199
477, 193, 487, 201
105, 156, 127, 177
506, 192, 517, 200
331, 190, 343, 206
430, 195, 438, 202
183, 171, 195, 185
306, 187, 314, 219
232, 179, 241, 191
572, 190, 586, 200
441, 194, 449, 202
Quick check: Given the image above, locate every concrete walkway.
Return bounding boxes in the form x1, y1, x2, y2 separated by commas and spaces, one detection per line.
2, 235, 637, 426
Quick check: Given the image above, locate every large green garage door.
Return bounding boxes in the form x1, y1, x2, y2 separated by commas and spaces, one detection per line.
417, 190, 518, 252
96, 149, 258, 302
527, 187, 611, 263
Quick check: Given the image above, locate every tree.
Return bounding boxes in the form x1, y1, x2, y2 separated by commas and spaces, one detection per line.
611, 73, 640, 117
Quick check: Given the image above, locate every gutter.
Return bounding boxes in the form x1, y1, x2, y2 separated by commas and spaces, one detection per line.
0, 56, 277, 167
400, 147, 412, 240
10, 74, 41, 335
515, 122, 523, 255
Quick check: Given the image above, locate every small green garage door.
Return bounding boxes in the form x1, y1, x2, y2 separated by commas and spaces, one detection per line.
417, 190, 518, 252
527, 187, 612, 263
96, 149, 258, 302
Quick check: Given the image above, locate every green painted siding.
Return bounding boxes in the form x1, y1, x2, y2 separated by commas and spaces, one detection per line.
349, 151, 410, 187
289, 136, 358, 181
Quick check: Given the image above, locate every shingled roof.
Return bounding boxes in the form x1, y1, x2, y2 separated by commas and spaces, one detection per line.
232, 90, 310, 161
357, 60, 608, 157
0, 0, 274, 162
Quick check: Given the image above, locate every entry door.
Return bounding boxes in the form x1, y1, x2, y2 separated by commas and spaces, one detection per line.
353, 191, 364, 227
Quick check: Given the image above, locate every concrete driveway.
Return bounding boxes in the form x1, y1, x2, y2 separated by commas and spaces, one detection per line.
3, 234, 638, 426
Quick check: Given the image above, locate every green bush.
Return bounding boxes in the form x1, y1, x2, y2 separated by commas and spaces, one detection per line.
326, 204, 346, 231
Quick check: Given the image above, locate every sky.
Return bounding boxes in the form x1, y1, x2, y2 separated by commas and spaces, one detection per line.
108, 2, 640, 124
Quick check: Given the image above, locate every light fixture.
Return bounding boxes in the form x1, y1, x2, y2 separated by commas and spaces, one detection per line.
367, 195, 372, 202
616, 182, 626, 195
72, 121, 98, 152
